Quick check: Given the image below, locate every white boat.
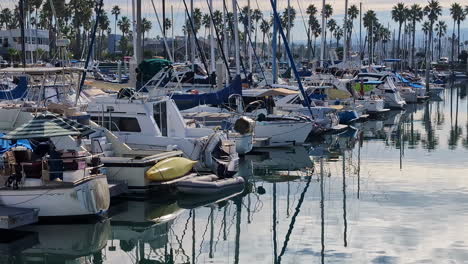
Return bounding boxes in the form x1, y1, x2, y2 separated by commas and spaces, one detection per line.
181, 103, 314, 147
354, 73, 406, 109
86, 93, 239, 175
0, 114, 110, 217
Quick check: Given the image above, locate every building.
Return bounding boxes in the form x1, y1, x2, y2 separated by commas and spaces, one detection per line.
107, 34, 122, 54
0, 29, 50, 58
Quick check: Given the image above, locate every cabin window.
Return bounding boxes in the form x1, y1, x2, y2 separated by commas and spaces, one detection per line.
117, 117, 141, 132
385, 90, 395, 94
153, 102, 168, 136
91, 116, 141, 132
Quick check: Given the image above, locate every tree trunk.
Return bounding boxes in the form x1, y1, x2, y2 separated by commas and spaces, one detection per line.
411, 20, 416, 69
438, 36, 441, 60
397, 23, 402, 58
451, 21, 455, 62
457, 21, 460, 62
114, 17, 118, 54
262, 32, 265, 59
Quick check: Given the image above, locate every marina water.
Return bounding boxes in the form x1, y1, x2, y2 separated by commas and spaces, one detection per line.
2, 83, 468, 263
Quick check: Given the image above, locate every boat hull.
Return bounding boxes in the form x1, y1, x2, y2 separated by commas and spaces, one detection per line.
254, 121, 312, 146
0, 175, 110, 217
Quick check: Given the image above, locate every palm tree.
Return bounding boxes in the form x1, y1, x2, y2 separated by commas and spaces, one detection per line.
0, 8, 14, 29
118, 16, 130, 54
423, 0, 442, 89
347, 5, 359, 52
450, 3, 466, 62
422, 21, 431, 58
118, 16, 131, 38
141, 17, 152, 51
252, 9, 262, 51
306, 4, 317, 59
334, 26, 343, 48
322, 4, 333, 50
310, 17, 321, 58
260, 19, 270, 59
408, 4, 423, 68
111, 5, 121, 54
327, 18, 337, 47
363, 10, 378, 61
202, 14, 211, 41
212, 10, 223, 33
164, 18, 171, 32
392, 3, 407, 58
193, 8, 203, 34
98, 11, 110, 59
379, 26, 391, 56
435, 20, 447, 60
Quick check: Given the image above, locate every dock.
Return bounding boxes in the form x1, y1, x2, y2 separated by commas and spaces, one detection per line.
0, 207, 38, 230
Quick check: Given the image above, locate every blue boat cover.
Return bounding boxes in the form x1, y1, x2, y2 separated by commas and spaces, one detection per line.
0, 133, 32, 154
171, 76, 242, 110
383, 59, 401, 62
363, 80, 384, 85
0, 76, 28, 100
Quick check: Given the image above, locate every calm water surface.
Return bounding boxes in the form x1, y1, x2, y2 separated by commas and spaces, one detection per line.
2, 83, 468, 264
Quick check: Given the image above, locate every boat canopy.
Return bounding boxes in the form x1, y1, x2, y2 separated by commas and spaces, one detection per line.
242, 88, 298, 98
2, 113, 94, 140
0, 76, 28, 100
170, 76, 242, 110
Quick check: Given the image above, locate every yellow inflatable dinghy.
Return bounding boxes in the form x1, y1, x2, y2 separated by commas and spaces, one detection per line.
146, 157, 197, 182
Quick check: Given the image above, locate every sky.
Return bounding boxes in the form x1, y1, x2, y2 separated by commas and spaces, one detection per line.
0, 0, 465, 42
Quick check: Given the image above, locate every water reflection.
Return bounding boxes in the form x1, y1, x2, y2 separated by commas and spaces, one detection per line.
2, 84, 468, 263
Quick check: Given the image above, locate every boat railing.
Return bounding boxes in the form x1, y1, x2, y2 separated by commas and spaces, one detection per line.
2, 152, 104, 188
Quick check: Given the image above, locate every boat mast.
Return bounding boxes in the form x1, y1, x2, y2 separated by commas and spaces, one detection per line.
320, 0, 326, 68
248, 0, 252, 72
232, 0, 240, 76
359, 2, 362, 60
19, 0, 27, 67
343, 0, 349, 62
131, 0, 137, 61
210, 0, 216, 74
223, 0, 229, 82
191, 0, 195, 79
163, 0, 166, 58
136, 0, 142, 64
287, 0, 291, 66
272, 0, 278, 83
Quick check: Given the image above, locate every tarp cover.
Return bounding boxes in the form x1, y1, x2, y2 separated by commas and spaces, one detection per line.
0, 133, 32, 154
137, 58, 172, 83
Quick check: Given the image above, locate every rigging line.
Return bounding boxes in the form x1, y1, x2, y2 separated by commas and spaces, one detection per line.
180, 0, 210, 74
204, 0, 232, 78
277, 171, 313, 263
234, 1, 268, 85
295, 0, 314, 60
222, 0, 248, 76
196, 208, 213, 261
